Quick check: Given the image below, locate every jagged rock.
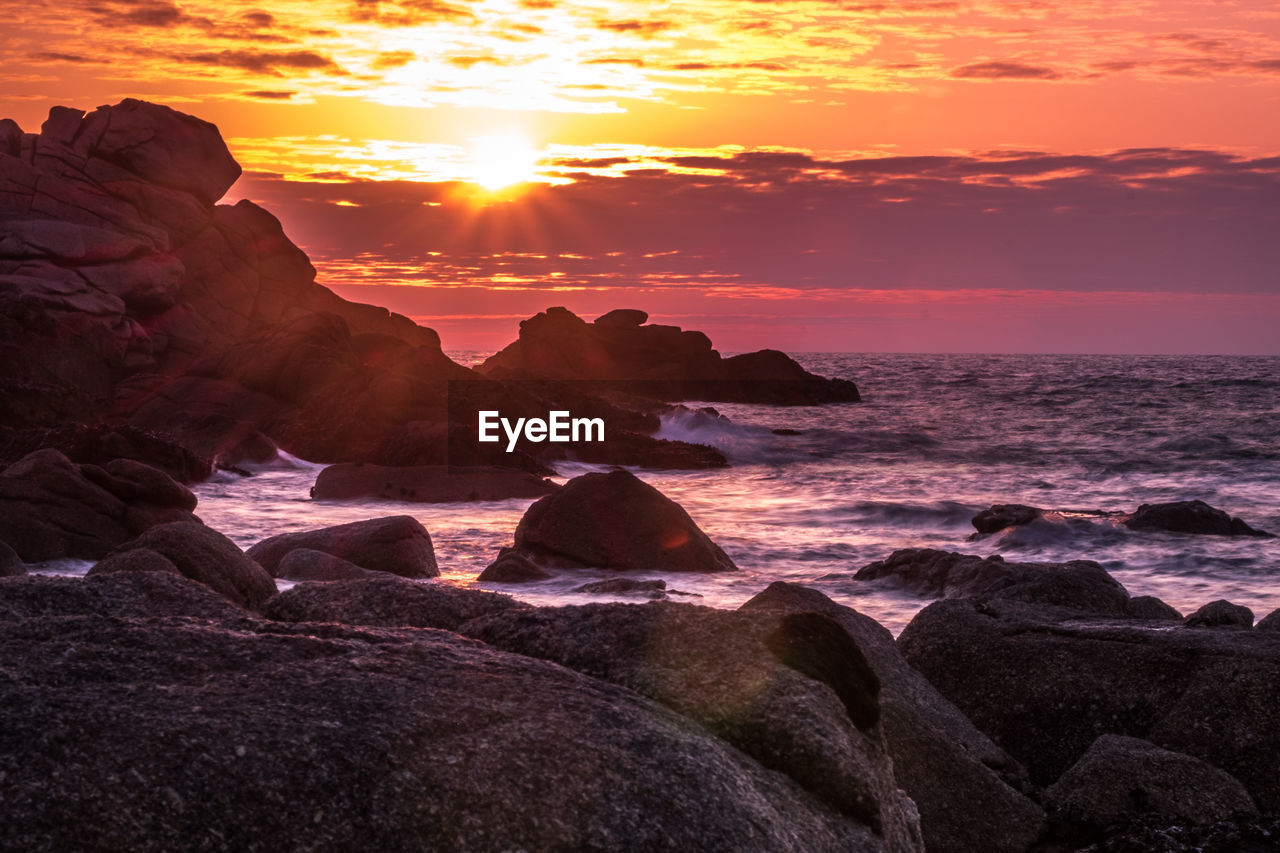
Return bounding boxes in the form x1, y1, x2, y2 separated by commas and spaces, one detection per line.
1045, 735, 1257, 831
479, 306, 860, 404
0, 540, 25, 578
0, 571, 245, 621
898, 597, 1280, 811
311, 463, 558, 502
741, 582, 1044, 853
854, 548, 1141, 617
460, 601, 923, 851
971, 504, 1043, 534
1124, 499, 1271, 537
276, 549, 383, 582
89, 521, 276, 611
0, 448, 200, 561
486, 470, 736, 578
0, 614, 899, 852
265, 576, 524, 630
1185, 599, 1254, 628
246, 516, 438, 579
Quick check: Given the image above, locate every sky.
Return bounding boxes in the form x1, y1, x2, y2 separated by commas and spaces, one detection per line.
3, 0, 1280, 353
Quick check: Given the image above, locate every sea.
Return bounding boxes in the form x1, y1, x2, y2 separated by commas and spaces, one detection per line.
33, 353, 1280, 635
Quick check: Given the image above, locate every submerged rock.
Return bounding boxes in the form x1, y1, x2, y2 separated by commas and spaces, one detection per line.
741, 582, 1045, 853
311, 463, 558, 502
574, 578, 668, 595
898, 597, 1280, 811
266, 576, 524, 630
970, 504, 1043, 534
0, 448, 200, 561
1045, 734, 1257, 830
246, 516, 439, 579
89, 521, 276, 612
1124, 499, 1271, 536
478, 306, 861, 404
0, 613, 896, 852
482, 470, 737, 578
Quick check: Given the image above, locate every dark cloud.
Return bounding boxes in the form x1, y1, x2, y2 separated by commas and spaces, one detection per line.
29, 52, 104, 64
242, 89, 296, 99
84, 0, 213, 29
347, 0, 474, 26
951, 60, 1063, 80
595, 19, 673, 37
240, 10, 275, 27
177, 49, 344, 75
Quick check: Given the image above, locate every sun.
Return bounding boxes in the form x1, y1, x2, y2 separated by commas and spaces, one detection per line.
467, 133, 540, 191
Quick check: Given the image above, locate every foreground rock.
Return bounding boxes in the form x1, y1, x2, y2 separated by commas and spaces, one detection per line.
741, 582, 1044, 853
1045, 734, 1257, 833
0, 612, 896, 852
89, 521, 276, 611
266, 576, 524, 630
311, 463, 558, 502
462, 601, 922, 850
247, 516, 439, 579
0, 540, 24, 577
1185, 598, 1254, 628
479, 470, 736, 581
898, 597, 1280, 812
0, 448, 199, 561
478, 306, 861, 404
0, 571, 245, 621
854, 548, 1169, 618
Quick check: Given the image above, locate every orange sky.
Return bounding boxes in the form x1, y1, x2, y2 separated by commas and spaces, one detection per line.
4, 0, 1280, 352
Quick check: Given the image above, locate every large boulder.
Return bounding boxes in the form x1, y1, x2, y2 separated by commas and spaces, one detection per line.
89, 522, 276, 611
1185, 599, 1254, 628
0, 540, 24, 578
246, 516, 439, 579
275, 549, 383, 582
461, 601, 923, 851
265, 576, 524, 630
479, 470, 736, 580
0, 613, 904, 852
898, 597, 1280, 811
854, 548, 1153, 617
1124, 499, 1271, 536
1045, 735, 1257, 830
478, 306, 861, 404
741, 582, 1044, 853
311, 463, 558, 502
0, 448, 200, 561
0, 571, 245, 621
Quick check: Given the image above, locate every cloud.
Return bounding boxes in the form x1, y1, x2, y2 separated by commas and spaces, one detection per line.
951, 60, 1063, 80
241, 89, 297, 99
176, 49, 345, 76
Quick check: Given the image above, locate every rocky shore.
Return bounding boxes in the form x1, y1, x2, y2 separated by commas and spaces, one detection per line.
2, 463, 1277, 852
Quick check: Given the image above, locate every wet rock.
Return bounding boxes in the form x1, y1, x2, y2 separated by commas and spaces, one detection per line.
1045, 734, 1257, 830
0, 448, 200, 561
0, 423, 211, 483
0, 540, 26, 577
971, 504, 1043, 534
265, 576, 524, 630
492, 470, 737, 577
461, 600, 923, 851
276, 548, 382, 582
898, 597, 1280, 811
311, 463, 558, 502
246, 516, 439, 580
854, 548, 1132, 616
479, 306, 860, 404
89, 522, 276, 612
0, 614, 895, 852
742, 582, 1044, 853
90, 547, 180, 577
1185, 599, 1254, 628
1124, 499, 1271, 537
574, 578, 667, 595
477, 549, 554, 583
1125, 595, 1182, 621
0, 571, 246, 621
